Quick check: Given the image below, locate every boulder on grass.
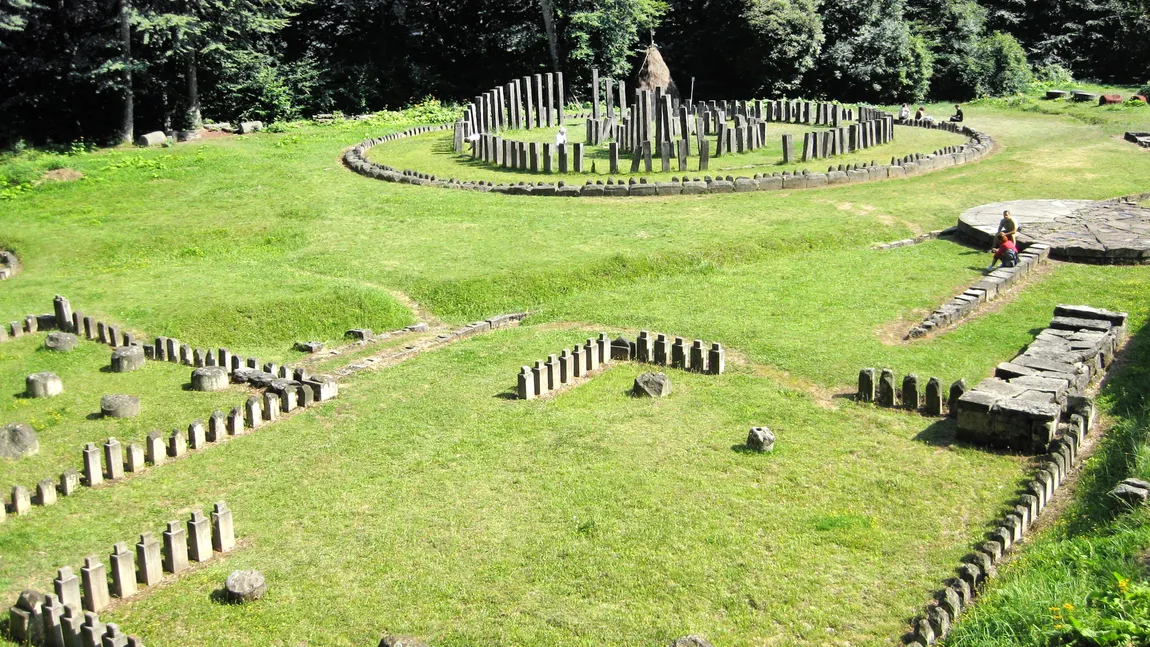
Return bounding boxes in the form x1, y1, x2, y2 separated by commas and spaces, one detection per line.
746, 427, 775, 452
632, 372, 671, 397
225, 570, 266, 603
26, 372, 63, 398
136, 131, 167, 147
44, 332, 78, 352
0, 422, 38, 459
111, 345, 145, 372
101, 394, 141, 418
1110, 482, 1149, 507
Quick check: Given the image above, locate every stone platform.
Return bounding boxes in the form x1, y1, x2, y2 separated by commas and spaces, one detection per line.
957, 199, 1150, 263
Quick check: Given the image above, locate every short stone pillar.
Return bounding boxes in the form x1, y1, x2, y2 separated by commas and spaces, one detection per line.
145, 431, 165, 466
187, 420, 206, 449
877, 369, 897, 407
245, 396, 263, 429
227, 407, 244, 435
109, 543, 137, 598
671, 337, 688, 370
191, 366, 229, 392
83, 443, 103, 487
653, 334, 670, 365
212, 501, 236, 553
902, 374, 920, 411
54, 566, 82, 608
26, 372, 63, 398
261, 392, 279, 421
858, 368, 876, 402
924, 377, 944, 416
10, 485, 30, 515
102, 622, 129, 647
103, 438, 124, 480
54, 295, 73, 331
188, 511, 213, 562
135, 533, 162, 586
162, 520, 189, 574
36, 479, 56, 506
635, 331, 653, 363
110, 346, 145, 372
746, 427, 775, 452
167, 429, 186, 458
81, 557, 110, 612
101, 395, 140, 419
81, 611, 105, 646
59, 468, 80, 496
208, 411, 225, 442
708, 343, 725, 375
948, 379, 968, 418
584, 340, 598, 372
532, 361, 547, 396
689, 340, 707, 373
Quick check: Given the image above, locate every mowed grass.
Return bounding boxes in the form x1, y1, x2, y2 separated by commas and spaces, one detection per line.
368, 120, 967, 184
0, 328, 1027, 647
0, 332, 249, 488
0, 92, 1149, 646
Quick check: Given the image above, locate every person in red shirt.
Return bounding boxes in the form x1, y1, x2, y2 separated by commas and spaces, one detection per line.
989, 233, 1019, 269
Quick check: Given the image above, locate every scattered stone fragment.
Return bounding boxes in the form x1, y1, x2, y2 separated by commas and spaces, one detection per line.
378, 636, 430, 647
101, 395, 141, 419
671, 636, 715, 647
0, 422, 38, 459
632, 372, 671, 397
1111, 481, 1150, 506
293, 341, 324, 353
345, 328, 373, 341
746, 427, 775, 452
224, 570, 266, 603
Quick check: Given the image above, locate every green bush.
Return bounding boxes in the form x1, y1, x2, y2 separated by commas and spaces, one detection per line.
1033, 63, 1076, 89
970, 32, 1033, 97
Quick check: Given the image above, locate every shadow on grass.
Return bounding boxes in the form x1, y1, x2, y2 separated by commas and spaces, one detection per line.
914, 418, 957, 446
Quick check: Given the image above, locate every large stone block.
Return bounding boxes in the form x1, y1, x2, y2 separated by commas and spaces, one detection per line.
0, 422, 38, 459
101, 394, 140, 419
26, 372, 63, 398
111, 346, 145, 372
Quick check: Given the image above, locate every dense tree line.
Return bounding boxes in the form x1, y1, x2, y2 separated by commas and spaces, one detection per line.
1, 0, 1147, 147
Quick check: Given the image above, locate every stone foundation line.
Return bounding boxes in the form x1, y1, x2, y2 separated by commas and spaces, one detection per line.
904, 242, 1052, 339
344, 117, 992, 197
0, 249, 19, 281
871, 227, 956, 251
1, 296, 340, 524
334, 312, 529, 378
5, 502, 236, 646
517, 331, 725, 400
899, 305, 1125, 646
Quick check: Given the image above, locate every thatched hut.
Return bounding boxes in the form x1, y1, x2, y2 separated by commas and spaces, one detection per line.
635, 44, 680, 101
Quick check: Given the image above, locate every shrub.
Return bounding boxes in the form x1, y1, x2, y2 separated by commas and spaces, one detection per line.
971, 32, 1033, 97
1033, 62, 1076, 89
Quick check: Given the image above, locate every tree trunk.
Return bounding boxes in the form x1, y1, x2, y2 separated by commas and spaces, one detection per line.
538, 0, 560, 74
118, 0, 133, 144
186, 51, 202, 130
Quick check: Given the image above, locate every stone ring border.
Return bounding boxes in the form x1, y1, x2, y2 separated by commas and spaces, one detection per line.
341, 119, 995, 196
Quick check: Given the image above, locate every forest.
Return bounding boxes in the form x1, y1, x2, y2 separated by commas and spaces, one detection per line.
1, 0, 1148, 147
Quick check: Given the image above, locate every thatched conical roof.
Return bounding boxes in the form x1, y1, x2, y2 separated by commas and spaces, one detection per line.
635, 44, 679, 100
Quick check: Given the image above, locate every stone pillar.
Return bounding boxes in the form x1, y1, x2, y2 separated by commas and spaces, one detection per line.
9, 485, 29, 515
83, 443, 103, 487
102, 623, 128, 647
36, 478, 57, 506
545, 73, 555, 127
228, 407, 244, 435
689, 340, 707, 373
878, 369, 897, 407
186, 511, 212, 562
653, 334, 670, 365
55, 566, 83, 609
262, 392, 279, 421
948, 379, 968, 418
54, 295, 73, 332
42, 593, 66, 647
532, 361, 547, 396
584, 339, 598, 372
145, 431, 165, 466
708, 343, 725, 375
858, 368, 876, 402
211, 501, 235, 553
924, 377, 944, 416
556, 71, 565, 125
81, 557, 110, 612
81, 611, 106, 647
529, 142, 540, 173
571, 346, 584, 378
642, 141, 653, 172
162, 520, 188, 574
635, 331, 653, 363
542, 143, 553, 173
609, 142, 619, 174
572, 143, 584, 172
671, 337, 689, 370
903, 374, 920, 411
545, 355, 558, 391
103, 438, 123, 481
591, 68, 600, 121
167, 428, 186, 458
60, 469, 80, 496
60, 605, 83, 647
109, 542, 136, 598
699, 139, 709, 171
244, 396, 262, 429
135, 533, 162, 586
517, 367, 534, 400
207, 411, 225, 442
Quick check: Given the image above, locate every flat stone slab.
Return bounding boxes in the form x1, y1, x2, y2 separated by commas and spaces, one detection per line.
101, 394, 141, 418
958, 200, 1150, 263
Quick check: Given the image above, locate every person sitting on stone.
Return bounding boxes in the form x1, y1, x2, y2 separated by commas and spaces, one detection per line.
555, 126, 567, 147
949, 104, 964, 122
989, 233, 1019, 270
899, 103, 910, 121
914, 106, 926, 120
996, 209, 1018, 245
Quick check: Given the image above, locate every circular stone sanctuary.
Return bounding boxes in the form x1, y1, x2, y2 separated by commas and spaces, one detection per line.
958, 198, 1150, 263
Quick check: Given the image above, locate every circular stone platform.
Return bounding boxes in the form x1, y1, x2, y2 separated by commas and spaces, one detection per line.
957, 199, 1150, 263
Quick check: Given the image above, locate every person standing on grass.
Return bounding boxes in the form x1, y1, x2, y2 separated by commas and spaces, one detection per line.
996, 210, 1018, 245
988, 232, 1019, 270
950, 104, 964, 122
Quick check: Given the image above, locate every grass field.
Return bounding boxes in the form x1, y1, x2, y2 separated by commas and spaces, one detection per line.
1, 92, 1149, 647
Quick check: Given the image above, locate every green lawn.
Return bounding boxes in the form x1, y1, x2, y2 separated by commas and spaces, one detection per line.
1, 90, 1149, 647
